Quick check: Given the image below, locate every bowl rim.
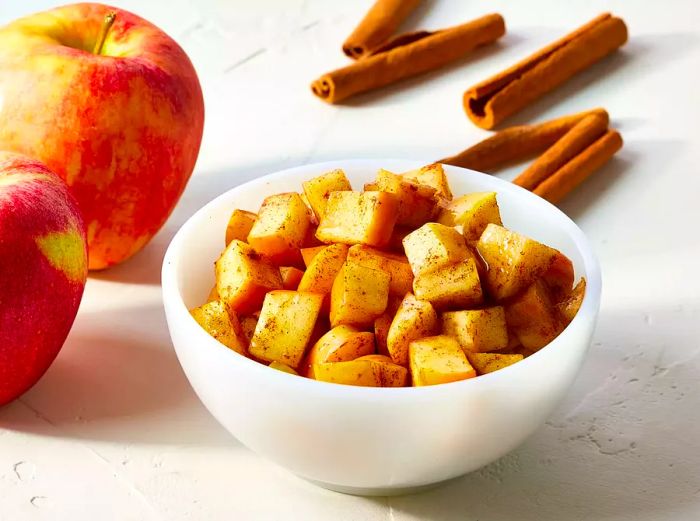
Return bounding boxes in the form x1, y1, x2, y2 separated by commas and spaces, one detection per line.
162, 159, 602, 399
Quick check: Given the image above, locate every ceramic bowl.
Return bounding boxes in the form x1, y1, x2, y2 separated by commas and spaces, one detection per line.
162, 159, 601, 495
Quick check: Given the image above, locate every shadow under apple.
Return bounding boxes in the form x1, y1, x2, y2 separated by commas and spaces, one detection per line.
0, 302, 237, 448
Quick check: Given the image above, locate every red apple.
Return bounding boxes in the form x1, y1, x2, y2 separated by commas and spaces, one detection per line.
0, 152, 88, 405
0, 3, 205, 269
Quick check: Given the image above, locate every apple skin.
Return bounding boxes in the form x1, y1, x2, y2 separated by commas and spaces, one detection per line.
0, 152, 88, 406
0, 3, 205, 269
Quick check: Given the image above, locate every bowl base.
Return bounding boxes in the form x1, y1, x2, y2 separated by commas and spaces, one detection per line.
304, 476, 455, 497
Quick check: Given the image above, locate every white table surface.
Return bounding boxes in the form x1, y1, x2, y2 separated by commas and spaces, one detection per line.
1, 0, 699, 519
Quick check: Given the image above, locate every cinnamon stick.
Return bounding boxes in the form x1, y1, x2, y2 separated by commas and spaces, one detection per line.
312, 14, 506, 104
533, 129, 623, 204
342, 0, 423, 60
365, 30, 433, 56
513, 113, 608, 190
440, 108, 608, 172
463, 13, 627, 129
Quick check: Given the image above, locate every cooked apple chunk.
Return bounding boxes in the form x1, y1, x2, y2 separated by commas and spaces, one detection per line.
249, 290, 324, 367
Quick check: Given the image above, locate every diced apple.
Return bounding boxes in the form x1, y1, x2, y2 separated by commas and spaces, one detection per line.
247, 192, 311, 265
442, 306, 508, 353
312, 360, 382, 387
269, 361, 299, 375
409, 335, 476, 386
556, 278, 586, 324
307, 325, 375, 369
249, 290, 324, 367
387, 293, 438, 366
505, 280, 563, 351
413, 258, 483, 310
402, 163, 453, 201
373, 295, 403, 356
402, 222, 470, 277
216, 240, 283, 315
542, 251, 575, 302
356, 354, 408, 387
316, 191, 398, 247
280, 266, 304, 290
476, 224, 557, 301
301, 245, 326, 267
206, 284, 219, 302
375, 169, 438, 227
302, 169, 352, 221
225, 209, 257, 246
330, 261, 390, 328
239, 314, 258, 344
438, 192, 501, 240
190, 300, 247, 356
297, 243, 349, 310
466, 352, 523, 375
347, 244, 413, 296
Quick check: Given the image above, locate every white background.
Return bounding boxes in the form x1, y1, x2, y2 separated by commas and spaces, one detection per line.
1, 1, 699, 519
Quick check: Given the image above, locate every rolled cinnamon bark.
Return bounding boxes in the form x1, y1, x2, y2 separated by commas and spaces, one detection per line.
343, 0, 423, 59
513, 113, 608, 190
440, 108, 608, 172
463, 13, 627, 129
312, 14, 506, 104
365, 30, 433, 56
533, 129, 623, 204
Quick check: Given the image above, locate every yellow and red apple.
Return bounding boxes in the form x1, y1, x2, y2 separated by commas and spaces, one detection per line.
0, 3, 205, 269
0, 152, 88, 405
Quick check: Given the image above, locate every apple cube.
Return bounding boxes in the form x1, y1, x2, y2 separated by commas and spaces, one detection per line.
249, 290, 324, 367
206, 285, 219, 302
402, 222, 470, 277
402, 163, 453, 201
330, 261, 390, 328
225, 209, 257, 246
316, 191, 398, 247
239, 314, 258, 345
247, 192, 311, 265
466, 352, 524, 375
387, 293, 438, 366
190, 300, 247, 356
301, 245, 326, 267
413, 258, 483, 310
356, 354, 408, 387
297, 243, 349, 310
312, 360, 382, 387
556, 278, 586, 324
307, 324, 375, 368
302, 169, 352, 221
438, 192, 502, 240
505, 280, 563, 351
477, 224, 558, 301
373, 295, 402, 356
269, 361, 299, 375
442, 306, 508, 353
347, 244, 413, 296
409, 335, 476, 386
542, 251, 575, 302
375, 169, 437, 227
216, 240, 283, 315
279, 266, 304, 290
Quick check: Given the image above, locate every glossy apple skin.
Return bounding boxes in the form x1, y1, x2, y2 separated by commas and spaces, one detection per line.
0, 152, 88, 405
0, 3, 205, 269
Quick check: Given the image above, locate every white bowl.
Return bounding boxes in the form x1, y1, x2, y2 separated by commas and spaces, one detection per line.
162, 159, 601, 496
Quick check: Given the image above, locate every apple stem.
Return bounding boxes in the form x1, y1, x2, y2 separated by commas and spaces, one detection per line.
92, 12, 117, 55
